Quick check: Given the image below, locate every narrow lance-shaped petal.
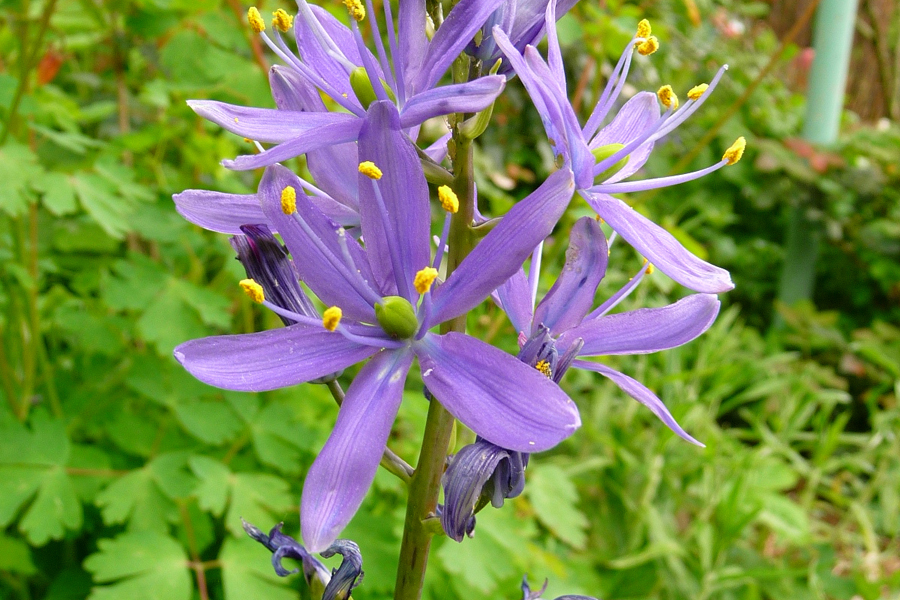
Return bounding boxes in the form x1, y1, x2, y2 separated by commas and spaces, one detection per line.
430, 167, 575, 325
416, 333, 580, 452
173, 189, 268, 235
301, 349, 414, 552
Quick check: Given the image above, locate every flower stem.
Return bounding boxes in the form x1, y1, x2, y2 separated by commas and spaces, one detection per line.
393, 120, 476, 600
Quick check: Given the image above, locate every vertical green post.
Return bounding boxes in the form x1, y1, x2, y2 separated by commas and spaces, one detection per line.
776, 0, 858, 310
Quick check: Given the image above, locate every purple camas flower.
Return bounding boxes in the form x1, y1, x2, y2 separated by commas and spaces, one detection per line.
174, 101, 581, 552
188, 0, 507, 171
493, 5, 742, 293
497, 216, 722, 445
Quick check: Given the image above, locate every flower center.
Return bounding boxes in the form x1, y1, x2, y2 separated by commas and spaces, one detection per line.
375, 296, 418, 339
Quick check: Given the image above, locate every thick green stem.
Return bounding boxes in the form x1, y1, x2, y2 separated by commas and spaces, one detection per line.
393, 129, 476, 600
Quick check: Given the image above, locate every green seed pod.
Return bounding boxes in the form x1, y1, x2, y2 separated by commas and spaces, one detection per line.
375, 296, 418, 339
349, 66, 396, 109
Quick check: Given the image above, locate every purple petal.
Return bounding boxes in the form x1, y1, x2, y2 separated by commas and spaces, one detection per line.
269, 65, 327, 112
572, 360, 703, 446
357, 101, 430, 300
187, 100, 347, 143
222, 117, 364, 171
259, 165, 377, 321
559, 294, 720, 356
590, 92, 660, 183
423, 131, 451, 163
399, 76, 506, 129
429, 168, 575, 325
509, 0, 580, 48
415, 0, 505, 92
398, 0, 427, 96
173, 189, 268, 234
496, 268, 534, 335
582, 191, 734, 293
301, 349, 413, 552
416, 333, 580, 452
533, 217, 608, 334
173, 324, 378, 392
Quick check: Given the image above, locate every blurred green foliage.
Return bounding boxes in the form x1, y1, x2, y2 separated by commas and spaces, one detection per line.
1, 0, 899, 599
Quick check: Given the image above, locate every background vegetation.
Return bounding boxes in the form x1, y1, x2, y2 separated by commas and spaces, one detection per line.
1, 0, 898, 598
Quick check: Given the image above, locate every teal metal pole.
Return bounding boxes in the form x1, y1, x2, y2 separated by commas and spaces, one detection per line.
776, 0, 858, 311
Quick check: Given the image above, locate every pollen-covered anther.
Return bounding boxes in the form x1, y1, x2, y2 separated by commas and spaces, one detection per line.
343, 0, 365, 21
280, 186, 297, 215
358, 161, 383, 180
247, 7, 265, 33
240, 279, 265, 303
637, 36, 659, 56
688, 83, 709, 101
322, 306, 343, 331
437, 186, 459, 213
414, 267, 439, 295
272, 9, 293, 32
657, 85, 679, 109
723, 137, 746, 165
535, 360, 552, 378
647, 263, 655, 274
636, 19, 652, 39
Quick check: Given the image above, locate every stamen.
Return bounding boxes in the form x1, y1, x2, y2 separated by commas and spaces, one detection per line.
358, 161, 383, 180
528, 241, 543, 309
636, 19, 651, 39
343, 0, 365, 22
240, 279, 265, 303
687, 83, 708, 101
323, 306, 343, 331
583, 39, 637, 138
535, 360, 552, 378
637, 36, 659, 56
281, 186, 297, 215
657, 85, 679, 109
414, 267, 438, 295
247, 7, 265, 33
437, 186, 459, 213
585, 261, 652, 320
647, 263, 655, 274
272, 9, 293, 32
723, 137, 746, 165
432, 212, 452, 271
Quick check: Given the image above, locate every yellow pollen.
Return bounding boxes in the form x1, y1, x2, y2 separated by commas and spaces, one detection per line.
323, 307, 343, 331
247, 7, 265, 33
637, 36, 659, 56
647, 263, 655, 274
343, 0, 366, 21
687, 83, 708, 101
414, 267, 439, 295
535, 360, 552, 378
281, 186, 297, 215
657, 85, 679, 109
358, 161, 383, 180
272, 9, 294, 32
723, 137, 746, 165
437, 186, 459, 213
240, 279, 265, 303
243, 137, 252, 143
636, 19, 651, 39
234, 117, 239, 123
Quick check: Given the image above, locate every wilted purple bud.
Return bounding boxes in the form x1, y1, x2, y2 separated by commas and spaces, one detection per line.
241, 519, 330, 586
320, 539, 364, 600
440, 438, 529, 542
522, 576, 598, 600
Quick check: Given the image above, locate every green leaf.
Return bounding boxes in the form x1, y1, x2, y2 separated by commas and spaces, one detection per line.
19, 466, 82, 545
0, 141, 43, 216
0, 534, 37, 575
757, 493, 810, 543
219, 535, 300, 600
174, 400, 244, 445
104, 254, 169, 312
35, 171, 79, 215
251, 403, 318, 475
72, 172, 133, 238
226, 473, 295, 537
84, 532, 191, 600
189, 456, 230, 517
527, 464, 588, 549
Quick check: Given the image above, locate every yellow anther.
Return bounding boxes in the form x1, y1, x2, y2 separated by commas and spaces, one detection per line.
723, 137, 746, 165
657, 85, 679, 109
281, 186, 297, 215
243, 137, 252, 143
343, 0, 365, 21
637, 36, 659, 56
535, 360, 552, 378
636, 19, 651, 39
272, 9, 294, 32
413, 267, 439, 295
358, 161, 382, 180
247, 7, 265, 33
323, 306, 343, 331
437, 186, 459, 213
687, 83, 708, 101
647, 263, 655, 274
240, 279, 265, 303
